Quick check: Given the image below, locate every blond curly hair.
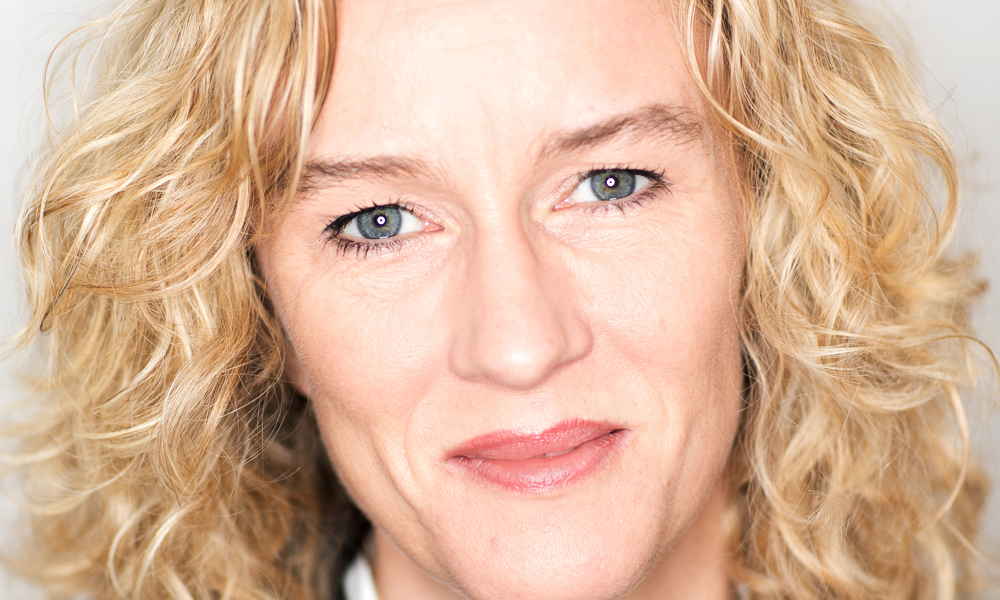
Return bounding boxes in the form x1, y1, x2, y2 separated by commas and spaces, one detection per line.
9, 0, 990, 599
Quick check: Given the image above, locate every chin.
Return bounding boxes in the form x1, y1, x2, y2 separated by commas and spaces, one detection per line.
422, 477, 674, 600
445, 536, 658, 600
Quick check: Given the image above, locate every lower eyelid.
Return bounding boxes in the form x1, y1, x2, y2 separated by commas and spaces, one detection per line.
581, 190, 654, 215
576, 179, 669, 211
332, 237, 405, 258
325, 220, 436, 259
326, 173, 666, 255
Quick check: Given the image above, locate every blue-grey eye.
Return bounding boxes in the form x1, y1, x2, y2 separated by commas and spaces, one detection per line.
591, 170, 636, 200
570, 169, 651, 204
339, 205, 425, 240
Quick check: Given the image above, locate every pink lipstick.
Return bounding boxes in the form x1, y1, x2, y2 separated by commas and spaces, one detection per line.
446, 419, 628, 493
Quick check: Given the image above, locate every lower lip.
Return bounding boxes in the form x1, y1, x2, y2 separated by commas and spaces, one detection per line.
447, 429, 629, 493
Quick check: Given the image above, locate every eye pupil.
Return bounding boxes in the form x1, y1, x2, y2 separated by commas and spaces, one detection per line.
591, 170, 636, 201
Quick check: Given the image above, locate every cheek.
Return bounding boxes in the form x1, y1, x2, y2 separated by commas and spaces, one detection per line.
582, 209, 742, 376
578, 200, 744, 471
280, 267, 454, 494
288, 282, 440, 420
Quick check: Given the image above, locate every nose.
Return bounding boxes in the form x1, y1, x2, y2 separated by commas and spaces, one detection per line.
449, 221, 593, 390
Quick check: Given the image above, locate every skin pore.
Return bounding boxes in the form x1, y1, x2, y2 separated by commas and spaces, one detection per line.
255, 0, 746, 599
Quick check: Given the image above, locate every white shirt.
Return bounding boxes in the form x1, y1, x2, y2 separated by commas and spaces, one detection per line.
342, 554, 380, 600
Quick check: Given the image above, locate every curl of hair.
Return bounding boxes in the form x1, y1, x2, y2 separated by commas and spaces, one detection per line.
11, 1, 363, 599
677, 0, 990, 598
8, 0, 990, 599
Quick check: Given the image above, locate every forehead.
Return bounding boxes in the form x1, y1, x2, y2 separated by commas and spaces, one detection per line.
316, 0, 705, 162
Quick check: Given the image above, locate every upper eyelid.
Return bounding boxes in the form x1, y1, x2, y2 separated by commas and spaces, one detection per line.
577, 166, 664, 180
571, 166, 666, 191
569, 167, 667, 200
325, 166, 665, 233
325, 201, 423, 234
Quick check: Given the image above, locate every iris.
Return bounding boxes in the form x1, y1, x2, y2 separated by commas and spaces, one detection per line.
590, 170, 636, 201
355, 206, 403, 239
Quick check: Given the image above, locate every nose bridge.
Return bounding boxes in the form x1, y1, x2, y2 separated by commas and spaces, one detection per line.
449, 214, 591, 390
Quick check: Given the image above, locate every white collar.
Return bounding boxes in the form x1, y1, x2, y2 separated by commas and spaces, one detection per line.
342, 554, 380, 600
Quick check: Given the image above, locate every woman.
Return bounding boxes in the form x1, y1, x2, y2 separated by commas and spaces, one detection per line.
10, 0, 989, 599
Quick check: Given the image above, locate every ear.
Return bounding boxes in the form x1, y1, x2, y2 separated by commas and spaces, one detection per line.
282, 336, 311, 398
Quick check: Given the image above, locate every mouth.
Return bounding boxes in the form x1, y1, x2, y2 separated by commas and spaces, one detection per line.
445, 419, 630, 493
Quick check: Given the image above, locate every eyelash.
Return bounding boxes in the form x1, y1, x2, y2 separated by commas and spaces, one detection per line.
323, 166, 671, 258
572, 165, 669, 216
323, 200, 420, 258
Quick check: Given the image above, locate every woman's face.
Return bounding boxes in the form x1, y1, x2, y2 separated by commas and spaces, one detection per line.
255, 0, 744, 598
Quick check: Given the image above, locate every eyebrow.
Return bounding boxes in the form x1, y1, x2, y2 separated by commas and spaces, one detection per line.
297, 103, 704, 193
539, 103, 704, 159
297, 155, 433, 194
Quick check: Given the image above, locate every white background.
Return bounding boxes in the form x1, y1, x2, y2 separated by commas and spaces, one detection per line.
1, 1, 998, 598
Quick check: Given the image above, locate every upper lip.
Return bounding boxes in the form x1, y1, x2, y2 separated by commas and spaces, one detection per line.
446, 419, 624, 461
